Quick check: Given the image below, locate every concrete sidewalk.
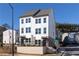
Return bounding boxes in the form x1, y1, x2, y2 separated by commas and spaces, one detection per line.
0, 53, 60, 56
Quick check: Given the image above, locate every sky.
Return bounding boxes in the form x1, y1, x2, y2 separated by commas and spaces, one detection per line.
0, 3, 79, 30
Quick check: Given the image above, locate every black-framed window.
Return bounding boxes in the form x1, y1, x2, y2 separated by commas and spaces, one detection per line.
26, 28, 28, 33
26, 27, 31, 33
26, 18, 31, 23
21, 19, 24, 24
35, 40, 41, 46
26, 19, 28, 23
21, 28, 24, 33
39, 28, 41, 34
26, 39, 28, 42
43, 28, 46, 34
35, 18, 41, 24
28, 27, 31, 33
29, 18, 31, 23
39, 18, 41, 23
43, 18, 46, 23
38, 40, 41, 46
35, 19, 38, 24
35, 28, 41, 34
35, 40, 37, 44
35, 29, 38, 34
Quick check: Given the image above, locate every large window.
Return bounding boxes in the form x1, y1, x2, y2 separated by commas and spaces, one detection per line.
35, 40, 37, 44
21, 28, 24, 33
26, 19, 28, 23
43, 18, 46, 23
39, 28, 41, 34
25, 38, 31, 45
43, 28, 46, 34
26, 27, 31, 33
35, 28, 41, 34
38, 40, 41, 46
35, 29, 38, 34
35, 19, 37, 24
26, 18, 31, 23
39, 19, 41, 23
26, 28, 28, 33
21, 19, 24, 24
35, 18, 41, 24
26, 39, 28, 42
28, 18, 31, 23
35, 40, 41, 46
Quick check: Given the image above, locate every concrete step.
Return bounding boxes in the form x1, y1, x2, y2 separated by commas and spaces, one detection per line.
46, 47, 56, 53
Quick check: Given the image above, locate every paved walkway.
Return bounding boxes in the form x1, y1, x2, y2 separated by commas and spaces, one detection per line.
0, 53, 61, 56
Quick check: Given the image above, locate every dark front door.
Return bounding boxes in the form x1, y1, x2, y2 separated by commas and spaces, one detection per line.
43, 39, 46, 46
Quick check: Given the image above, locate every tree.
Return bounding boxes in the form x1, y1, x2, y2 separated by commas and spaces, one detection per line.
2, 23, 11, 29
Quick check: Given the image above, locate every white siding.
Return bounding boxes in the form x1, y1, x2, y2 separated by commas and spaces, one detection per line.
20, 16, 32, 38
20, 16, 49, 40
33, 16, 49, 40
3, 29, 17, 44
19, 10, 56, 42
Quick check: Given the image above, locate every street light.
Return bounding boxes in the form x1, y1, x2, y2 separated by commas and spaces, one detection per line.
8, 3, 14, 56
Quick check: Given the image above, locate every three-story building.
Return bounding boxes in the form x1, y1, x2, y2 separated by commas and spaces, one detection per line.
19, 9, 56, 47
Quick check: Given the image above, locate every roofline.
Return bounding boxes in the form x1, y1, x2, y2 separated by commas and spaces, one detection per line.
19, 15, 32, 18
19, 14, 49, 18
33, 14, 49, 17
19, 9, 52, 18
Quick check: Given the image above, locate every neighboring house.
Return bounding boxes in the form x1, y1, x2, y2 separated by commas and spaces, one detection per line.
19, 9, 56, 47
3, 29, 18, 44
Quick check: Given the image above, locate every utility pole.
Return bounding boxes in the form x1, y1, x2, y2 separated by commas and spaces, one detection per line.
8, 3, 14, 56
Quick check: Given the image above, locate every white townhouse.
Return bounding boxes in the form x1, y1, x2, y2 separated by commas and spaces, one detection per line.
19, 9, 56, 47
3, 29, 18, 44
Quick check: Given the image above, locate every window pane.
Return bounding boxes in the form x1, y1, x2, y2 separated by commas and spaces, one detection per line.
35, 19, 37, 24
35, 28, 41, 34
21, 28, 24, 33
29, 18, 31, 23
35, 29, 38, 34
26, 19, 28, 23
26, 27, 31, 33
26, 18, 31, 23
35, 40, 37, 44
44, 28, 46, 34
29, 27, 31, 33
43, 18, 46, 23
26, 28, 28, 33
39, 19, 41, 23
38, 40, 41, 46
26, 39, 28, 42
21, 19, 24, 24
39, 28, 41, 34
